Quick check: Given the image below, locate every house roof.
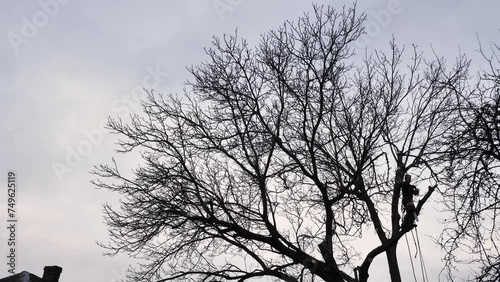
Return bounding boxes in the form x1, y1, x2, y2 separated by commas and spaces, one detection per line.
0, 271, 45, 282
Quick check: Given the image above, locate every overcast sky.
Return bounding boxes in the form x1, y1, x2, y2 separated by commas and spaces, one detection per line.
1, 1, 499, 281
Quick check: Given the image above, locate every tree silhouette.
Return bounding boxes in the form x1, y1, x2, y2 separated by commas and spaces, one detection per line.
439, 40, 500, 281
92, 4, 470, 282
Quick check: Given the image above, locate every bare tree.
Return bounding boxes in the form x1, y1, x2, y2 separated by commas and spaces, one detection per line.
92, 4, 469, 282
439, 40, 500, 281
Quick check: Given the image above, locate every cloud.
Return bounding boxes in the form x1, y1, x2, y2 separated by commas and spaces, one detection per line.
1, 0, 500, 280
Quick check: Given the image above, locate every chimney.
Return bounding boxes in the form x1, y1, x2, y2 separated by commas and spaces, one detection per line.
42, 266, 62, 282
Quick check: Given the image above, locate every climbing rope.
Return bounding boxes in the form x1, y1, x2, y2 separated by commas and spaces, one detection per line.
405, 233, 418, 282
404, 227, 430, 282
415, 228, 429, 282
410, 229, 418, 257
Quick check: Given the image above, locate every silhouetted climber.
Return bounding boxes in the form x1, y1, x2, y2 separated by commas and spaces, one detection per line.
401, 174, 419, 228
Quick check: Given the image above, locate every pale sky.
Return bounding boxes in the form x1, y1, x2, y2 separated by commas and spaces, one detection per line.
1, 1, 499, 281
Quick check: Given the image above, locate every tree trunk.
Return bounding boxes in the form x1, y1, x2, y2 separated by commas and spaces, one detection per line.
386, 151, 403, 282
386, 245, 402, 282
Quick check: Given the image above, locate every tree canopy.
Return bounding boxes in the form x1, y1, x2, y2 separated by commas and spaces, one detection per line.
439, 40, 500, 281
92, 4, 499, 282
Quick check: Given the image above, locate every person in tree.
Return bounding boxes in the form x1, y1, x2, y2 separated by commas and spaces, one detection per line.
401, 174, 419, 228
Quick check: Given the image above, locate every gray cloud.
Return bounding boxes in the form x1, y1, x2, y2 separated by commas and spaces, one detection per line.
1, 0, 499, 281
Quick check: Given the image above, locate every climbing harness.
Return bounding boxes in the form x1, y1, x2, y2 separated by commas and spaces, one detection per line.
401, 174, 419, 227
